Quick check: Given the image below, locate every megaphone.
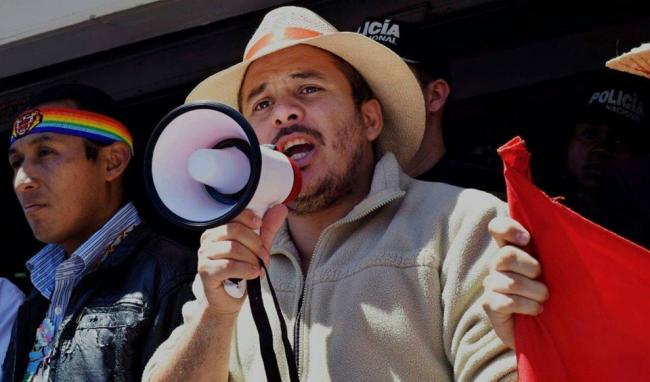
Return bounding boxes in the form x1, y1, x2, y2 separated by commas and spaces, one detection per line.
144, 102, 301, 298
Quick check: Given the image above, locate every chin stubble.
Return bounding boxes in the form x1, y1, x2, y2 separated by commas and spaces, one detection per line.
288, 116, 367, 216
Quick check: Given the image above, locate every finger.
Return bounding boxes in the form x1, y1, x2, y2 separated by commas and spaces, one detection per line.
491, 245, 542, 279
482, 290, 545, 317
481, 291, 515, 349
259, 204, 288, 263
198, 258, 261, 288
233, 208, 263, 230
201, 221, 265, 256
484, 271, 549, 303
200, 208, 262, 245
198, 240, 261, 268
488, 216, 530, 247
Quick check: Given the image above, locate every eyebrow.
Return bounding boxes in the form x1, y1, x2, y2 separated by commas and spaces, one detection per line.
8, 134, 54, 156
245, 82, 267, 106
290, 70, 326, 80
244, 70, 327, 106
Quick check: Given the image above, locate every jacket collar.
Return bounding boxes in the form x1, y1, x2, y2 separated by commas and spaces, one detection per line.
272, 152, 409, 256
96, 222, 151, 270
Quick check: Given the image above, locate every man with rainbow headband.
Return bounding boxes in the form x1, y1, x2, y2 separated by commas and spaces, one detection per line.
2, 85, 196, 382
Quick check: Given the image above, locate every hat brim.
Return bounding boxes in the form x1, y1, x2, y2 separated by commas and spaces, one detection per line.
186, 32, 425, 168
606, 43, 650, 80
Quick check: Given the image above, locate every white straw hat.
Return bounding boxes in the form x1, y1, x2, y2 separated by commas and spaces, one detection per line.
187, 6, 425, 168
606, 43, 650, 79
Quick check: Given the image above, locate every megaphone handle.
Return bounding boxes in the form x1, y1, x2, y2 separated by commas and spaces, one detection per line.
223, 227, 259, 298
224, 206, 264, 298
224, 279, 247, 299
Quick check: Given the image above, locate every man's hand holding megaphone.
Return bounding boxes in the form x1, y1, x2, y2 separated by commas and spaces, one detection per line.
144, 102, 302, 299
145, 102, 302, 381
194, 206, 287, 315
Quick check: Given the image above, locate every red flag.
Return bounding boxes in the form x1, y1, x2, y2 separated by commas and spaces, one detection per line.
498, 136, 650, 381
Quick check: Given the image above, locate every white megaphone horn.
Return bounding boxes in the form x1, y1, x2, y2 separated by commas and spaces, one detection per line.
144, 102, 301, 298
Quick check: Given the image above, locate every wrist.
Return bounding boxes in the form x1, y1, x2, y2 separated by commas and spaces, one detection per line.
197, 301, 239, 327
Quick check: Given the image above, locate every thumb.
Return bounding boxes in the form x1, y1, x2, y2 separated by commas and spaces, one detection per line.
260, 204, 288, 254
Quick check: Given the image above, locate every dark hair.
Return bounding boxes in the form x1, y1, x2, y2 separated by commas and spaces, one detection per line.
329, 54, 375, 107
83, 139, 102, 161
26, 84, 122, 121
415, 61, 453, 88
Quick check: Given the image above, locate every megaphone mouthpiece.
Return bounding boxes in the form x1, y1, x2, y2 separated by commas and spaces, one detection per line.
187, 147, 251, 194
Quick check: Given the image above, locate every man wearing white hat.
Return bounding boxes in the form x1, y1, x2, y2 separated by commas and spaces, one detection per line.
144, 6, 517, 381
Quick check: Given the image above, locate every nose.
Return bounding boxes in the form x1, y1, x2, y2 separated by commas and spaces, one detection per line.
591, 131, 623, 155
14, 164, 38, 194
272, 99, 304, 128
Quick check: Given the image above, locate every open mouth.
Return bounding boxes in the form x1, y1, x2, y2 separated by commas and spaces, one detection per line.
280, 138, 315, 163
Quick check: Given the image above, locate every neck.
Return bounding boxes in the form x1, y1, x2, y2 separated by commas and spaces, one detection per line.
287, 159, 375, 274
405, 115, 446, 177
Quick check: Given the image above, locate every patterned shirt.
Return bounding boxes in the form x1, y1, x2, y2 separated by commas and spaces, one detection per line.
23, 202, 141, 382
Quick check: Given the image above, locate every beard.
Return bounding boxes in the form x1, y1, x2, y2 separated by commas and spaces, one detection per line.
288, 113, 368, 216
288, 144, 365, 215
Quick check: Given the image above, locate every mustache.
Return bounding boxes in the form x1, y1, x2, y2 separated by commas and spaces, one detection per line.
271, 125, 325, 146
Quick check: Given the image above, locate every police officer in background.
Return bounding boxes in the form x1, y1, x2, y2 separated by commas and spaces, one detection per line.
562, 70, 650, 248
357, 17, 504, 195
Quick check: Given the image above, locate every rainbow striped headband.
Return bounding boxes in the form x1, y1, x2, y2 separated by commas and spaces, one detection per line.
10, 107, 133, 154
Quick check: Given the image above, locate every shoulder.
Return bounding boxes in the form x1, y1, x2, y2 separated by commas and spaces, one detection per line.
455, 186, 507, 215
406, 179, 506, 214
141, 229, 195, 257
0, 278, 24, 303
129, 226, 197, 282
401, 180, 507, 241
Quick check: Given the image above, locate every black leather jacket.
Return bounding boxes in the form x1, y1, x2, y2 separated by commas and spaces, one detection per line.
2, 223, 196, 382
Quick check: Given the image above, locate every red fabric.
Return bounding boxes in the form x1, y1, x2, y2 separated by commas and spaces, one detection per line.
498, 136, 650, 382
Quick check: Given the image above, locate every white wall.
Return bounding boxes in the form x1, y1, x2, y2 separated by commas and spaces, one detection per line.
0, 0, 160, 45
0, 0, 289, 78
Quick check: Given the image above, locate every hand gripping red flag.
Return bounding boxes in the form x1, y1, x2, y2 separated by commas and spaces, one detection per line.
498, 136, 650, 382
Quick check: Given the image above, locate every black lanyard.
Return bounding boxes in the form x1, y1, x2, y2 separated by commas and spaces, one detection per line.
247, 261, 300, 382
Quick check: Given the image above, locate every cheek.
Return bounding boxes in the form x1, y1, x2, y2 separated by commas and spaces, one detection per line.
51, 178, 85, 216
566, 144, 588, 175
246, 113, 273, 144
611, 148, 633, 162
250, 125, 274, 145
330, 112, 365, 152
54, 166, 103, 209
567, 141, 584, 161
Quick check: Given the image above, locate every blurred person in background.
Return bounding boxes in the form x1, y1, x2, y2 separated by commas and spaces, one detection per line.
357, 17, 504, 195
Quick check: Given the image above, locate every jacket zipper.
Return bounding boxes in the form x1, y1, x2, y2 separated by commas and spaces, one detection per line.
292, 294, 304, 371
292, 191, 405, 378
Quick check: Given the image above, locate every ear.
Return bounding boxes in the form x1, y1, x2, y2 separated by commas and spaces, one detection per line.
423, 79, 450, 114
101, 142, 131, 182
359, 99, 383, 142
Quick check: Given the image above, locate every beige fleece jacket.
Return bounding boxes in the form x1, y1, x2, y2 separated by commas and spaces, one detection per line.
143, 153, 517, 381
